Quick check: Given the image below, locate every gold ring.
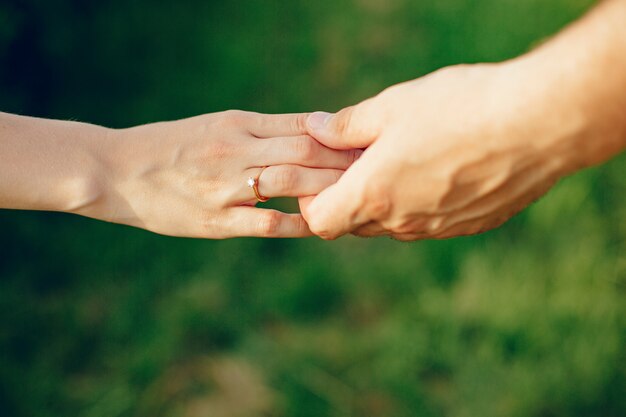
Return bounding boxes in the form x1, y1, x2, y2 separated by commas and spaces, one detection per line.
247, 167, 270, 203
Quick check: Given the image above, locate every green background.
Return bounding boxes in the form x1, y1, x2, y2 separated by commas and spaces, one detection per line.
1, 1, 624, 416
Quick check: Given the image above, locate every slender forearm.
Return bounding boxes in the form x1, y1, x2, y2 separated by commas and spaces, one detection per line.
515, 0, 626, 171
0, 110, 355, 238
0, 112, 110, 213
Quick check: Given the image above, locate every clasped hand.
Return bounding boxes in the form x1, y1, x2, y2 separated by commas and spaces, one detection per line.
300, 62, 588, 241
94, 60, 618, 241
7, 0, 624, 241
79, 111, 360, 238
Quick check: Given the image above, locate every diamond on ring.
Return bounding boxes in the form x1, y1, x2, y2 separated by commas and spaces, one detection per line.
248, 168, 270, 203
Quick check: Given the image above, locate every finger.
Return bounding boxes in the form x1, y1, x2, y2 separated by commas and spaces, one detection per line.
258, 165, 343, 198
304, 149, 383, 239
224, 207, 313, 238
302, 183, 362, 240
236, 165, 343, 202
306, 97, 381, 150
254, 135, 362, 169
298, 196, 315, 219
351, 222, 389, 238
246, 112, 310, 138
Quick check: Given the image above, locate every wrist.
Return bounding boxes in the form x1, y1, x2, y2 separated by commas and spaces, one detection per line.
507, 1, 626, 173
62, 124, 121, 221
497, 56, 621, 182
483, 57, 585, 184
76, 123, 162, 228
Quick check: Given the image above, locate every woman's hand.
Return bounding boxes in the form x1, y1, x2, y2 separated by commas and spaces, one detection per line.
0, 110, 358, 238
86, 111, 360, 238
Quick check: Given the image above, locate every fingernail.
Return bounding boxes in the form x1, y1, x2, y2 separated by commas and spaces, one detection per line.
308, 111, 333, 131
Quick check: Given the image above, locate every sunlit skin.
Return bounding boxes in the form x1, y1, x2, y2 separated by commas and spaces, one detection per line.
0, 111, 359, 238
2, 1, 625, 241
301, 0, 626, 241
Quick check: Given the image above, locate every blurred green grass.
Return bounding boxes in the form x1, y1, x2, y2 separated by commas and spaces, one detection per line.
1, 1, 625, 416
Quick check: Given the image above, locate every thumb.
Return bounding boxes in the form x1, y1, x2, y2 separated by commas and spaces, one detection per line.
307, 97, 380, 150
299, 148, 381, 239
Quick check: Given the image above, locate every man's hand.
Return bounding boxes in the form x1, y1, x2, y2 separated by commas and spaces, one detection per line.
299, 0, 626, 241
300, 63, 569, 240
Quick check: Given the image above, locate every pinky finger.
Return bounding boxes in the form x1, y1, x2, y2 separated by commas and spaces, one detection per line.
224, 207, 313, 238
389, 233, 426, 242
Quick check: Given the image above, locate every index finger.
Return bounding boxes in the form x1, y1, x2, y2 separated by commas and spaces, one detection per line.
246, 112, 311, 138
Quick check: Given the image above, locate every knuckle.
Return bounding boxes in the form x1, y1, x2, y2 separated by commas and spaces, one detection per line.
333, 107, 354, 136
294, 137, 318, 160
221, 109, 249, 126
425, 216, 446, 236
292, 113, 308, 134
258, 211, 282, 236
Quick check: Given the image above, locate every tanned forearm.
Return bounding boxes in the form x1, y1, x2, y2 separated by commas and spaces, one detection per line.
516, 0, 626, 171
